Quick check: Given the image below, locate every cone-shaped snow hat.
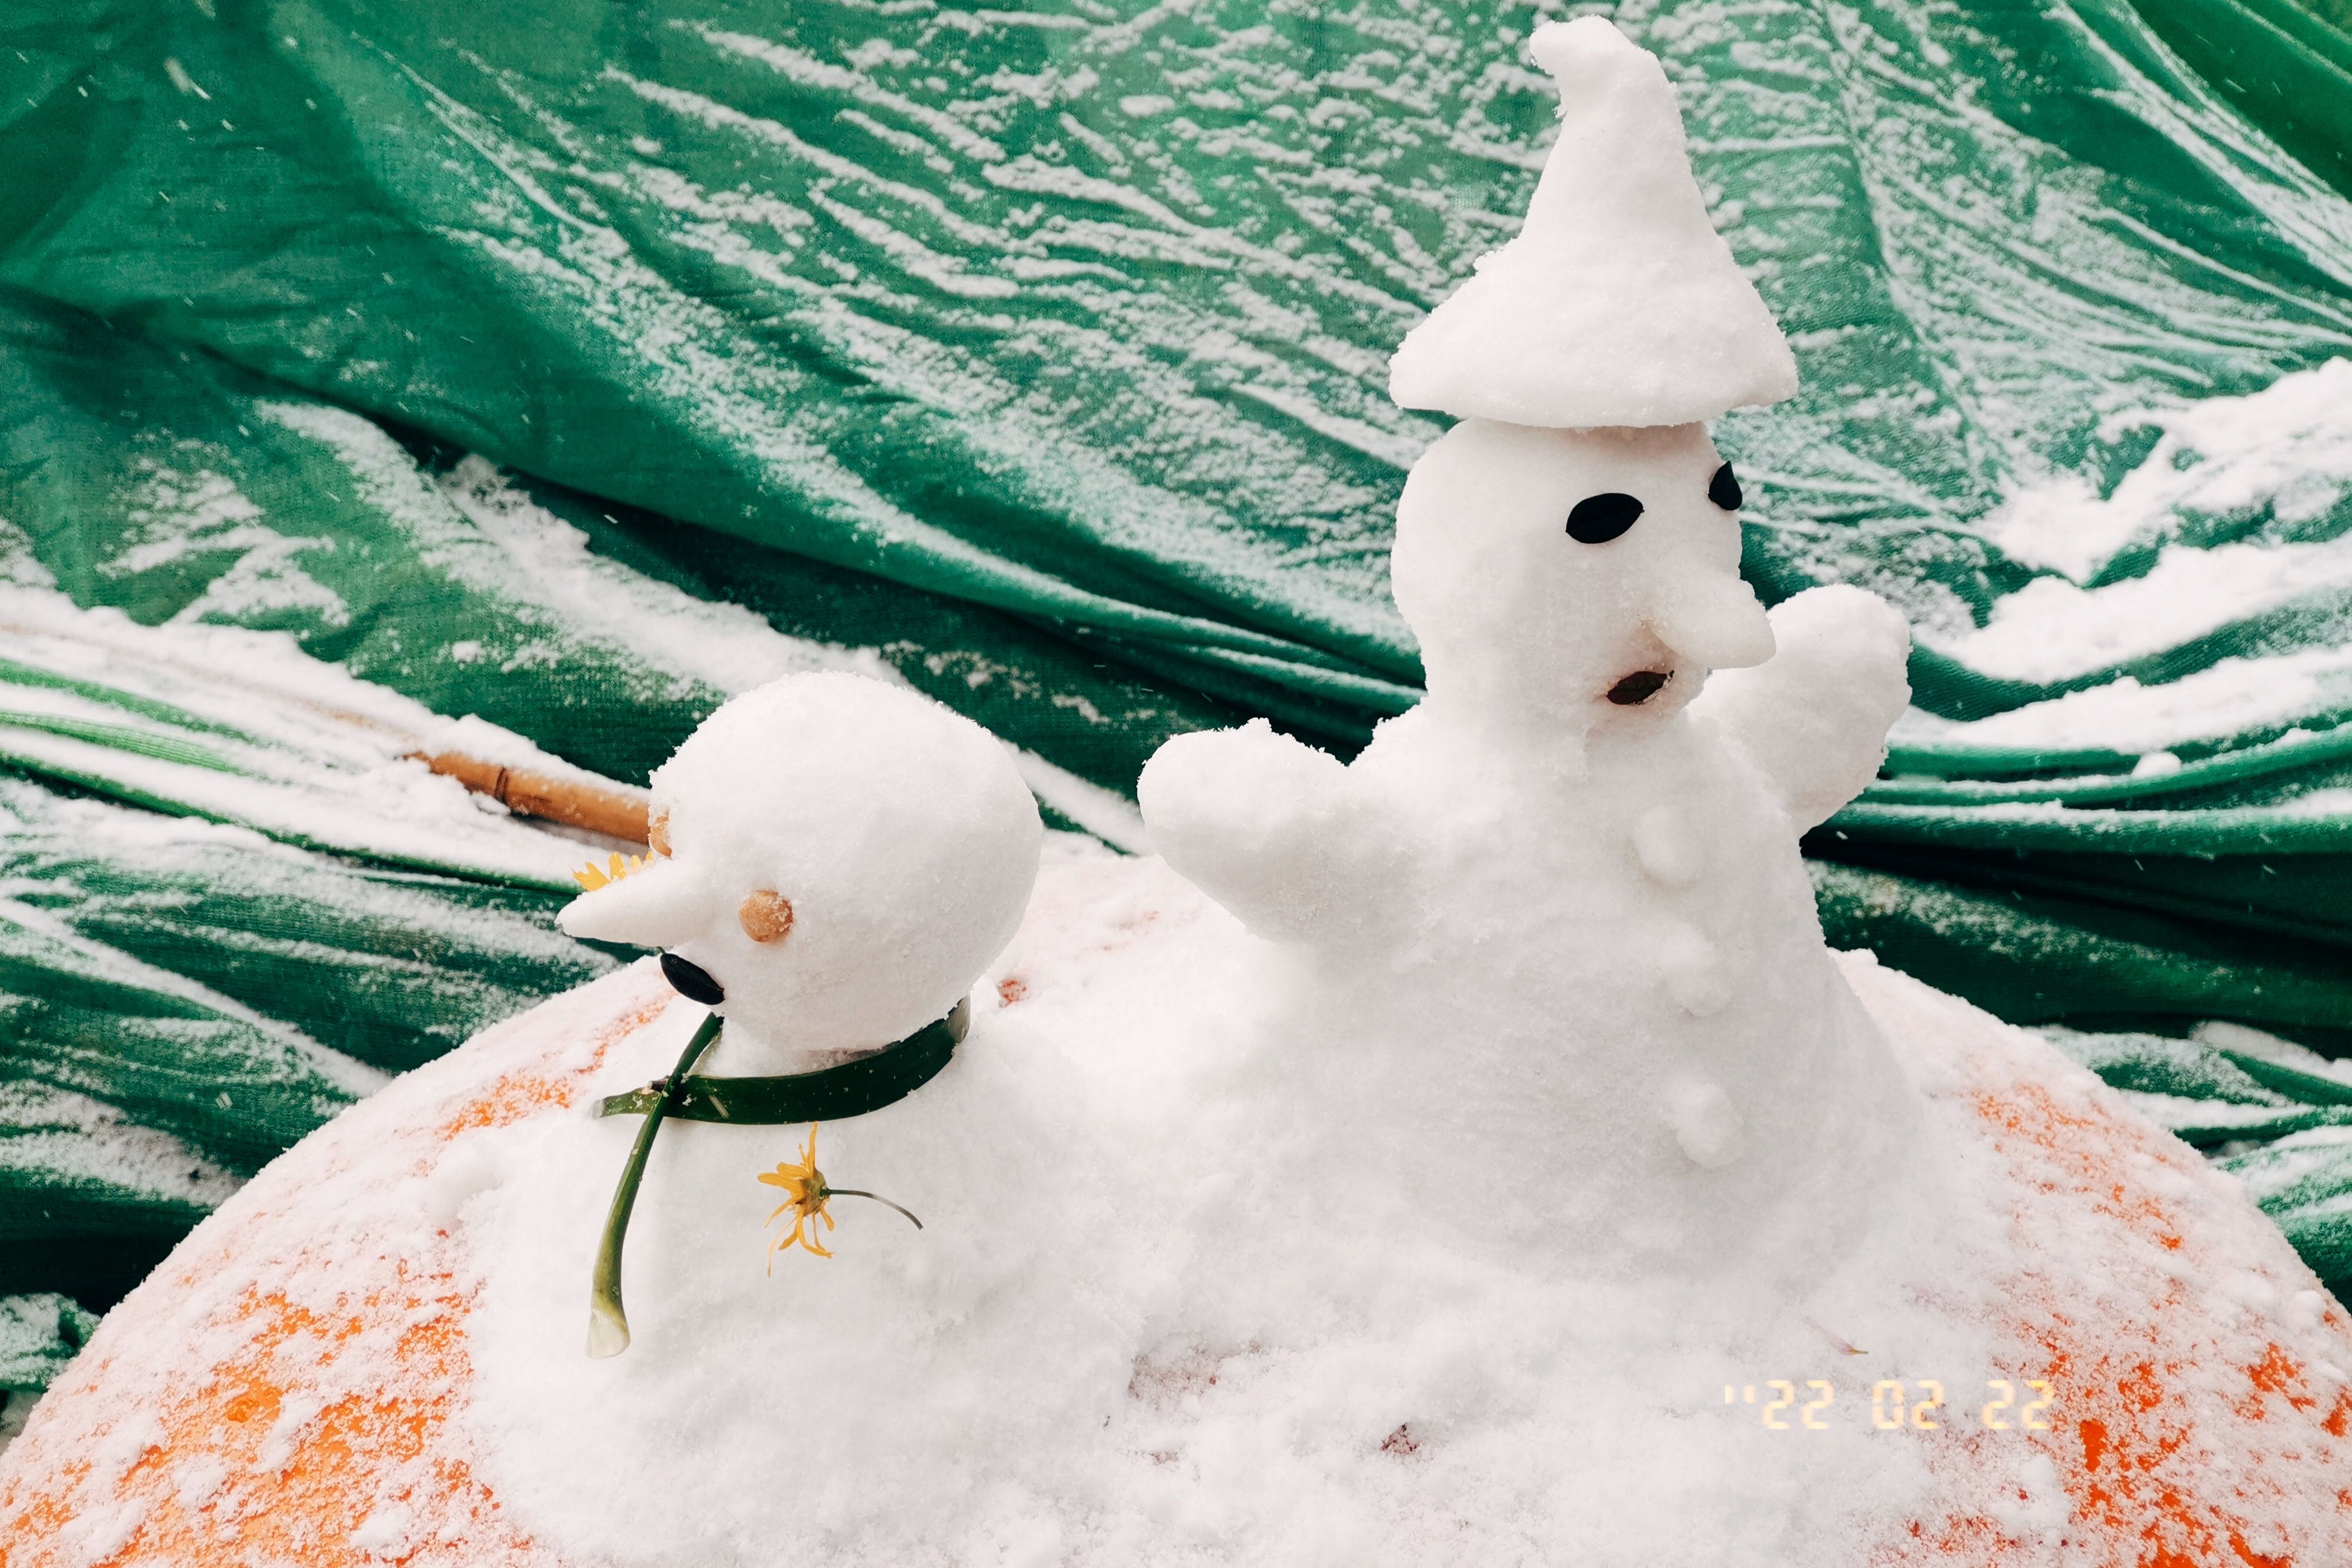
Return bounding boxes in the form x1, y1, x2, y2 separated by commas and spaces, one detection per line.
1388, 17, 1797, 428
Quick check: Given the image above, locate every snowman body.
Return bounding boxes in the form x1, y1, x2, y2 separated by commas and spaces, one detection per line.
1142, 419, 1925, 1275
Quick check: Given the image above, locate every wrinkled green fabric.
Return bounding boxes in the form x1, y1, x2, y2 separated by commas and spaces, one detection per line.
2136, 0, 2352, 199
0, 1295, 98, 1393
0, 774, 614, 1316
0, 286, 1245, 787
0, 0, 2349, 1350
2, 0, 2348, 716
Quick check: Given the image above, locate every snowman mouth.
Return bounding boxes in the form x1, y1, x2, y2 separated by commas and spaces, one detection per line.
1605, 669, 1674, 707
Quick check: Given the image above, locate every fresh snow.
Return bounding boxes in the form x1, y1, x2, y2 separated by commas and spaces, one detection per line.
1387, 18, 1796, 428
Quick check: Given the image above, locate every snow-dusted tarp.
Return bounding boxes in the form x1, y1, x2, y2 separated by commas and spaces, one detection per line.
1, 0, 2350, 1351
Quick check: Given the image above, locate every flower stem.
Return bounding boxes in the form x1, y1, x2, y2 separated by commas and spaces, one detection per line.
822, 1188, 924, 1230
589, 1011, 723, 1358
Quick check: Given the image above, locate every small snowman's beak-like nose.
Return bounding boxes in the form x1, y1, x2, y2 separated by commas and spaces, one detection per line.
558, 858, 711, 950
1646, 576, 1775, 673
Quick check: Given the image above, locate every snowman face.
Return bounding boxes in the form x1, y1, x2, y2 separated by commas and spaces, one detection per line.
579, 787, 891, 1049
1389, 419, 1773, 731
557, 673, 1043, 1056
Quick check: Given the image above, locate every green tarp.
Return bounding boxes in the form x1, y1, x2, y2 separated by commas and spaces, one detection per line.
2, 0, 2350, 1373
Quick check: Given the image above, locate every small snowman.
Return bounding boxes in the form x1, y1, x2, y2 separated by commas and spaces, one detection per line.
559, 671, 1043, 1352
1140, 16, 1925, 1280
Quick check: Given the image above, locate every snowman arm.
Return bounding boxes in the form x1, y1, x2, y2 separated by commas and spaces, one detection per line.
1685, 585, 1912, 832
1137, 718, 1352, 939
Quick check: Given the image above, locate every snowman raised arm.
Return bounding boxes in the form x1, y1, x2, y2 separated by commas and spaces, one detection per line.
1144, 16, 1909, 932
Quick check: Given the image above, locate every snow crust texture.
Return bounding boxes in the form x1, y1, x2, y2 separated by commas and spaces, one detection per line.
1387, 18, 1798, 428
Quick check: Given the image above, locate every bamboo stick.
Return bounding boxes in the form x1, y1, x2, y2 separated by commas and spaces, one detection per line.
414, 752, 651, 844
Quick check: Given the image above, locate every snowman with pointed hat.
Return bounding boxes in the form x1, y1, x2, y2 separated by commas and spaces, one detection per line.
1141, 15, 1926, 1281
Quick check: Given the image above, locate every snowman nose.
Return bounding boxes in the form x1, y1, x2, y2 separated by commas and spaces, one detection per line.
557, 857, 709, 949
660, 952, 726, 1006
1646, 577, 1775, 673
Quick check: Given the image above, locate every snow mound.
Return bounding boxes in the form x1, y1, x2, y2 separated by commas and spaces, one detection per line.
6, 848, 2349, 1567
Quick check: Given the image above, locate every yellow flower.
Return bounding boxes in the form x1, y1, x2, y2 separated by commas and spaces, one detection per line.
754, 1125, 923, 1271
573, 852, 647, 891
757, 1124, 837, 1268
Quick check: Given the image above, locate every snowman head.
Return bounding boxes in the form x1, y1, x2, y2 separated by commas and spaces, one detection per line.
1389, 419, 1773, 735
1378, 16, 1796, 744
559, 673, 1042, 1055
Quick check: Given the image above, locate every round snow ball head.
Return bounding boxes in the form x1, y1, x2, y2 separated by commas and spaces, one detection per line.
1389, 420, 1772, 727
560, 673, 1043, 1053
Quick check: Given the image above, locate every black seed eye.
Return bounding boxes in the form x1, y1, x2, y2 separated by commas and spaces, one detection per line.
661, 951, 726, 1005
1565, 492, 1643, 544
1708, 462, 1743, 511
